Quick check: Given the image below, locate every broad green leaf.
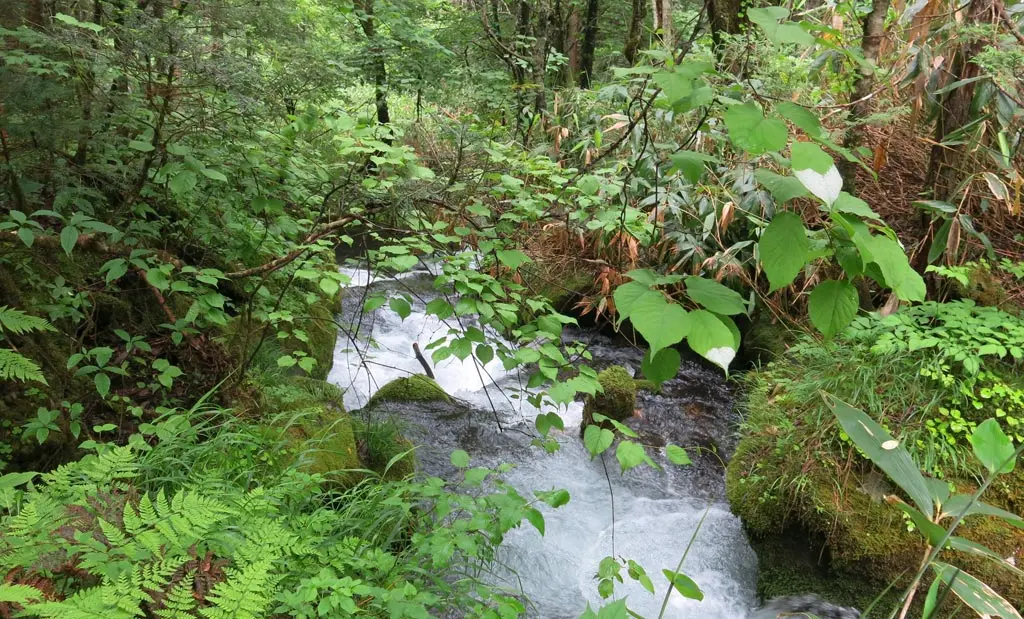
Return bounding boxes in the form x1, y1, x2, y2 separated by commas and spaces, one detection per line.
94, 373, 110, 398
538, 489, 571, 508
833, 192, 881, 220
941, 495, 1024, 528
389, 297, 412, 320
201, 168, 228, 182
615, 440, 649, 472
724, 103, 788, 154
583, 424, 615, 459
624, 269, 659, 286
54, 12, 104, 31
496, 249, 531, 269
829, 397, 933, 516
790, 142, 833, 174
169, 171, 197, 194
613, 281, 651, 321
669, 151, 719, 184
60, 225, 79, 255
425, 298, 453, 318
450, 449, 470, 468
662, 570, 704, 601
535, 412, 564, 436
970, 419, 1016, 475
931, 562, 1022, 619
776, 102, 822, 137
854, 233, 926, 302
686, 310, 737, 371
525, 508, 545, 535
685, 276, 746, 315
475, 344, 493, 364
666, 444, 692, 466
748, 7, 816, 45
629, 291, 690, 356
641, 348, 680, 385
759, 211, 808, 291
363, 296, 387, 312
145, 267, 171, 291
808, 280, 858, 338
319, 277, 340, 296
128, 140, 154, 152
754, 169, 809, 203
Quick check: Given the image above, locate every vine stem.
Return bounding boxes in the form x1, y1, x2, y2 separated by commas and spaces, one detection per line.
657, 504, 710, 619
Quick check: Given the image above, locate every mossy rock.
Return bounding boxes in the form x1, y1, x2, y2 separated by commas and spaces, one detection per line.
581, 366, 637, 429
281, 407, 362, 485
633, 379, 660, 394
727, 359, 1024, 616
354, 419, 417, 480
367, 375, 450, 407
739, 313, 794, 366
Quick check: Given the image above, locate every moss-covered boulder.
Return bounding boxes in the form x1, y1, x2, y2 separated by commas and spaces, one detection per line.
280, 407, 362, 484
354, 419, 417, 480
367, 375, 450, 407
726, 340, 1024, 616
581, 366, 637, 430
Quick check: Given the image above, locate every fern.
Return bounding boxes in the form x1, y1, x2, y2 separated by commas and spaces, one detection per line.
0, 305, 53, 335
199, 559, 277, 619
0, 306, 52, 384
153, 571, 199, 619
0, 348, 47, 383
0, 583, 44, 604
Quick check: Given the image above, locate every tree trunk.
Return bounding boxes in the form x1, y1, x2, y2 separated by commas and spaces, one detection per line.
651, 0, 672, 48
578, 0, 599, 88
530, 2, 549, 118
924, 0, 994, 201
623, 0, 647, 66
707, 0, 745, 49
357, 0, 391, 139
565, 1, 580, 82
838, 0, 890, 192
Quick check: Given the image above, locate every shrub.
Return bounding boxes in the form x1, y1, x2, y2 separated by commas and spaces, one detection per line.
0, 407, 547, 619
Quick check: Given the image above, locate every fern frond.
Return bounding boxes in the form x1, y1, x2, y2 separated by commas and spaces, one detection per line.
0, 583, 44, 604
0, 306, 53, 335
23, 587, 138, 619
199, 559, 277, 619
0, 348, 47, 384
154, 571, 199, 619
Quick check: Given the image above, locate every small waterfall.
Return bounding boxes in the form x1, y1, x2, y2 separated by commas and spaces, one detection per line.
328, 264, 760, 618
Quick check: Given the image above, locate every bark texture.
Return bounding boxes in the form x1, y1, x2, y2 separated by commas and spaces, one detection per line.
838, 0, 891, 192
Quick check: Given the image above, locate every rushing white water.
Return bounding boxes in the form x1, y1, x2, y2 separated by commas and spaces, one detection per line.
327, 264, 759, 618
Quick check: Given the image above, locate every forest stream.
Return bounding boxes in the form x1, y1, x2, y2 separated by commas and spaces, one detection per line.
327, 264, 759, 618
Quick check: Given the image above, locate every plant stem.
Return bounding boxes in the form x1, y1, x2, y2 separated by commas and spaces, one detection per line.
657, 504, 710, 619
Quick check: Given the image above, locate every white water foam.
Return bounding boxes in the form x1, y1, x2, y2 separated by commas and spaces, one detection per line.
327, 265, 759, 618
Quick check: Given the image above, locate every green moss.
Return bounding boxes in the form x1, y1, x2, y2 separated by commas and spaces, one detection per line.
367, 375, 450, 407
633, 379, 659, 394
354, 419, 417, 480
281, 406, 362, 485
582, 366, 637, 428
726, 339, 1024, 615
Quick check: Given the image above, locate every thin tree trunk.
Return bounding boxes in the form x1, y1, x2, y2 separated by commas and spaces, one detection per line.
578, 0, 599, 88
924, 0, 994, 200
838, 0, 890, 192
566, 2, 581, 81
531, 2, 549, 118
707, 0, 745, 50
358, 0, 391, 139
651, 0, 672, 48
623, 0, 647, 66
